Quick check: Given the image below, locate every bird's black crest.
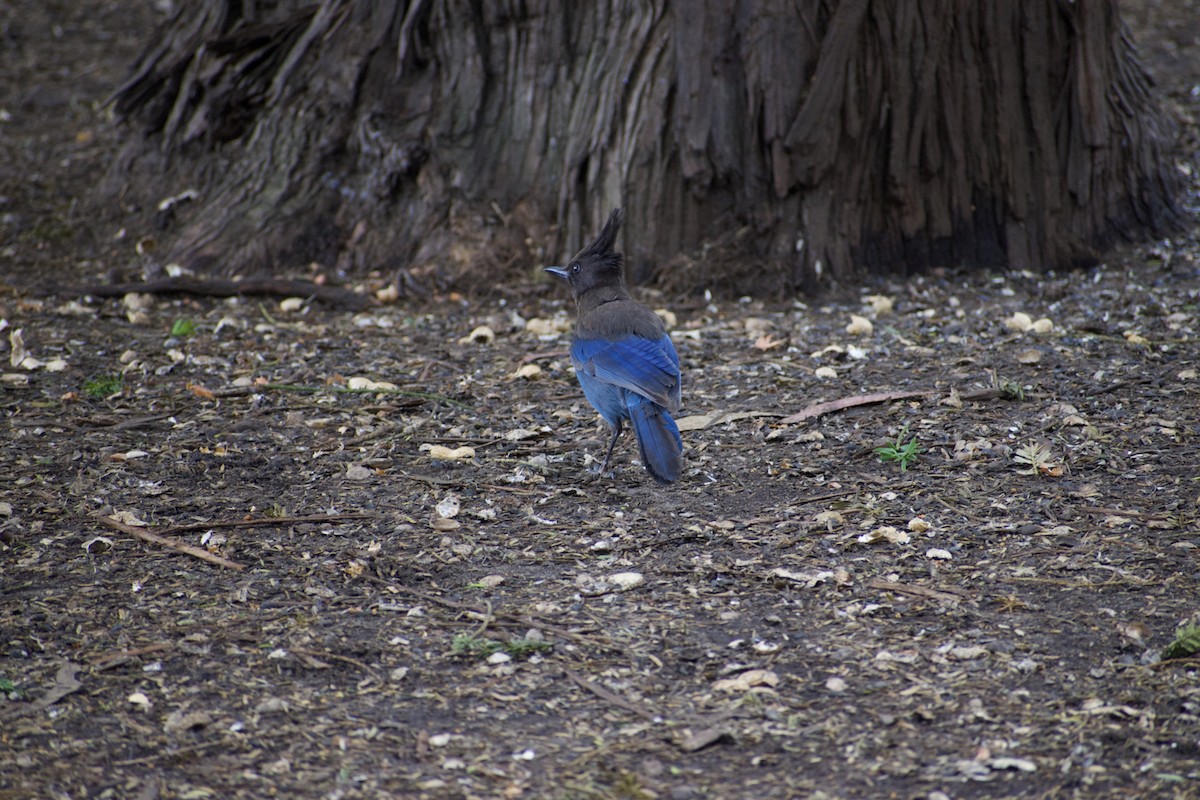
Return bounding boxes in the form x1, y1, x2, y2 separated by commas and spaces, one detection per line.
578, 208, 624, 260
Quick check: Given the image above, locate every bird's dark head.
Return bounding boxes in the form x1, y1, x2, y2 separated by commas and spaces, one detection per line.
545, 208, 625, 298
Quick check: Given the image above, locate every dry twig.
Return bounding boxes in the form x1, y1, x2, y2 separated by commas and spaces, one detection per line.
96, 515, 245, 571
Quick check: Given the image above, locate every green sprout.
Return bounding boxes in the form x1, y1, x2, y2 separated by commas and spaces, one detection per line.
874, 425, 923, 472
450, 634, 551, 659
451, 634, 501, 658
171, 318, 197, 337
83, 374, 123, 399
1162, 622, 1200, 661
998, 378, 1027, 401
503, 638, 552, 658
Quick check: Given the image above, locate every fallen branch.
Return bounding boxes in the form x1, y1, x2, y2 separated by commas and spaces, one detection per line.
291, 647, 380, 679
395, 472, 543, 495
91, 642, 174, 670
96, 514, 245, 571
866, 578, 971, 604
780, 391, 935, 424
73, 275, 372, 310
156, 512, 376, 536
780, 385, 1020, 424
566, 669, 662, 722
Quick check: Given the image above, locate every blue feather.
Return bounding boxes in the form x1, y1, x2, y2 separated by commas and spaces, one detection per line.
570, 333, 683, 484
626, 393, 684, 484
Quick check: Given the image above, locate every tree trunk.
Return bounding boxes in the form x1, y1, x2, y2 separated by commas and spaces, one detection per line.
107, 0, 1181, 296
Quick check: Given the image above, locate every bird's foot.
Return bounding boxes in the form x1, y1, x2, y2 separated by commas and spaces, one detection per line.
585, 456, 616, 480
586, 464, 614, 480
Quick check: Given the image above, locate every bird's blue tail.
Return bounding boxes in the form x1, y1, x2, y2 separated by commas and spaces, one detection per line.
626, 394, 683, 484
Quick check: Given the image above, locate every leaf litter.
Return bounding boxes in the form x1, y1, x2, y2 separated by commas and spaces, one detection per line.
2, 3, 1200, 797
6, 237, 1197, 798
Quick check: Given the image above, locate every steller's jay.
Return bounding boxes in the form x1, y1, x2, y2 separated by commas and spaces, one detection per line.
545, 208, 684, 484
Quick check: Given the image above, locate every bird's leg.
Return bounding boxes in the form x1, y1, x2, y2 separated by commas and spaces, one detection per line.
595, 421, 622, 476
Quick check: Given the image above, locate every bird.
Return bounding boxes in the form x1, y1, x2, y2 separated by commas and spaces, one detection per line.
545, 208, 684, 484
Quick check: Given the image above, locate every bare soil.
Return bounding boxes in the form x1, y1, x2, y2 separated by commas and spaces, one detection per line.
3, 2, 1200, 799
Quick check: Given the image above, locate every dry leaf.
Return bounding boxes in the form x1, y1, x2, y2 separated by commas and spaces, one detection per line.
753, 334, 785, 350
512, 364, 542, 379
345, 464, 373, 481
846, 315, 873, 336
1004, 312, 1033, 332
713, 669, 779, 693
939, 386, 963, 408
771, 568, 838, 587
8, 328, 26, 367
814, 510, 844, 528
858, 526, 910, 545
949, 645, 988, 659
164, 710, 213, 734
865, 294, 894, 315
606, 572, 645, 591
1118, 621, 1151, 645
187, 382, 216, 400
435, 495, 461, 518
575, 571, 645, 595
525, 317, 570, 336
1014, 443, 1056, 476
347, 376, 398, 391
422, 444, 476, 460
743, 317, 772, 334
1016, 349, 1042, 364
459, 325, 495, 345
83, 536, 114, 553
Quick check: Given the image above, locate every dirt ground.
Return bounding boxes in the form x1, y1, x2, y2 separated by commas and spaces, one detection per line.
3, 2, 1200, 799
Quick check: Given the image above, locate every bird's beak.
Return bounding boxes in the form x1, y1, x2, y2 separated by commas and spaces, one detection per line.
544, 266, 569, 280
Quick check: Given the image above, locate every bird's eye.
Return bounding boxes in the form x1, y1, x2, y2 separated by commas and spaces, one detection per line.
570, 261, 581, 274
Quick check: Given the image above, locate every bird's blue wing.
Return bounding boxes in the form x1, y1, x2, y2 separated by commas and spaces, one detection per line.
571, 335, 680, 411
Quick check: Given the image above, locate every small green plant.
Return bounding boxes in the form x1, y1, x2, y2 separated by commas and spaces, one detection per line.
450, 634, 552, 659
1162, 622, 1200, 661
83, 374, 123, 399
503, 638, 552, 658
0, 677, 15, 694
874, 426, 923, 472
171, 318, 197, 337
451, 634, 501, 657
998, 377, 1026, 401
